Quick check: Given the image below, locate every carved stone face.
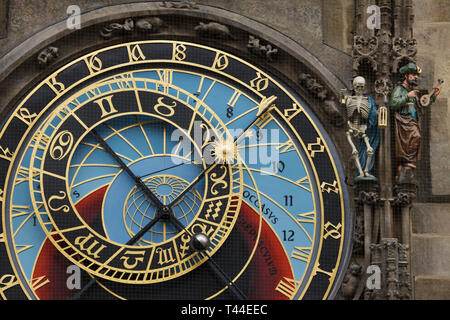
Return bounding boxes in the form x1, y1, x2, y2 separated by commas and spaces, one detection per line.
353, 76, 366, 96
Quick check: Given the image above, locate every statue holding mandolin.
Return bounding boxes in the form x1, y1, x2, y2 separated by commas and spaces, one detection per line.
390, 62, 443, 183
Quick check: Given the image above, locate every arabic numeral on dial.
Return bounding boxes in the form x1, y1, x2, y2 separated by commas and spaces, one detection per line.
256, 130, 263, 141
273, 160, 285, 173
226, 106, 234, 118
282, 230, 295, 241
284, 195, 293, 206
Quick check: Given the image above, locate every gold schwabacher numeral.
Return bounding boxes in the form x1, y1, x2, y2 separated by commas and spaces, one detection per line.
46, 75, 66, 95
320, 180, 339, 194
307, 138, 325, 158
172, 43, 187, 61
211, 52, 229, 71
0, 146, 13, 162
83, 54, 103, 74
283, 103, 303, 121
323, 221, 342, 240
16, 108, 37, 126
250, 72, 269, 92
127, 44, 146, 62
153, 97, 176, 117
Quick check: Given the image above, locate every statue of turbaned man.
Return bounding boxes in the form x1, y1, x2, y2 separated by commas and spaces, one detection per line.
390, 62, 442, 183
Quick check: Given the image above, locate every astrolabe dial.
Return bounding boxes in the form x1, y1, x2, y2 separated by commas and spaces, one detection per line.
122, 174, 203, 245
0, 40, 350, 300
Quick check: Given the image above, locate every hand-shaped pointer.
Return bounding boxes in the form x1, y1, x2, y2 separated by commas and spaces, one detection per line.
168, 96, 277, 209
161, 98, 277, 299
165, 207, 248, 300
71, 100, 276, 299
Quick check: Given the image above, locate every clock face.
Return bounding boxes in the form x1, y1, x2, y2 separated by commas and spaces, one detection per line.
0, 41, 350, 300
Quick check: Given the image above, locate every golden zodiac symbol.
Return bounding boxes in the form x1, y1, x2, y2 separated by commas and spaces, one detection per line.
154, 97, 176, 117
48, 191, 70, 213
209, 165, 228, 195
120, 250, 145, 269
74, 233, 106, 259
205, 200, 223, 220
49, 130, 73, 161
156, 247, 176, 266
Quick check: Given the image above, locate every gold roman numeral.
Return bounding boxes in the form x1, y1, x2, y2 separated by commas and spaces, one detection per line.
156, 70, 173, 94
296, 211, 315, 224
291, 247, 312, 262
30, 275, 50, 291
93, 95, 118, 118
275, 277, 301, 299
295, 176, 311, 192
276, 140, 296, 154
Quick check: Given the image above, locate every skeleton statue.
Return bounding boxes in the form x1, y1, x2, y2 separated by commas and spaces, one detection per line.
344, 76, 380, 181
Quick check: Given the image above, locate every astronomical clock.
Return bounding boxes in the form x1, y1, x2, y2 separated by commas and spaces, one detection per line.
0, 6, 352, 300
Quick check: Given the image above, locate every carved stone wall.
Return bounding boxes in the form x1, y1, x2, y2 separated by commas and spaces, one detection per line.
410, 0, 450, 300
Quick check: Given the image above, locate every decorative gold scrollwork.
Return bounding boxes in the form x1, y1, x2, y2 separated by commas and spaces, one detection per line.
209, 165, 228, 195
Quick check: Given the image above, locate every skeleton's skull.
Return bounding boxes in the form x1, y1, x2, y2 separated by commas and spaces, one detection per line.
353, 76, 366, 96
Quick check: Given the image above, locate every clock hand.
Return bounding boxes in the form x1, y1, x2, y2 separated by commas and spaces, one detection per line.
167, 162, 216, 208
165, 207, 247, 300
138, 159, 195, 179
90, 128, 166, 211
167, 99, 276, 209
73, 101, 277, 300
71, 129, 179, 300
234, 95, 277, 144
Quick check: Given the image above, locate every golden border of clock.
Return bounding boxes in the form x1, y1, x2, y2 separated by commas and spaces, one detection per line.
0, 40, 350, 300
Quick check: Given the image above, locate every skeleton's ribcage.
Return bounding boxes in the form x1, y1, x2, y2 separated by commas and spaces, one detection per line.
346, 97, 370, 121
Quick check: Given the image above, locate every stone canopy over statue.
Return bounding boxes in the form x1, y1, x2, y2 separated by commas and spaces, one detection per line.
390, 62, 442, 183
343, 76, 380, 182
